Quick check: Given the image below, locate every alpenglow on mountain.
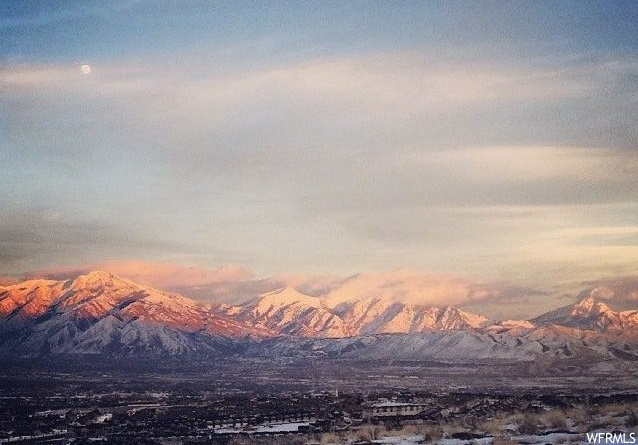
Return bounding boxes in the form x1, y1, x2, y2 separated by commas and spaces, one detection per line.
0, 271, 268, 355
214, 286, 488, 337
1, 271, 637, 365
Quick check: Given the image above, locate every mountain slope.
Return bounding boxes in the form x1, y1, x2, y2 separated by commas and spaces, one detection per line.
218, 287, 349, 337
246, 322, 638, 370
0, 271, 269, 355
216, 291, 488, 338
1, 273, 637, 367
533, 292, 638, 337
333, 297, 487, 334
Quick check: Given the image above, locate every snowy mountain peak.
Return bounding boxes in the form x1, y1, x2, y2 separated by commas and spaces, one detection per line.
1, 278, 58, 289
2, 272, 638, 359
566, 292, 617, 321
246, 287, 325, 318
533, 291, 638, 337
68, 270, 137, 291
259, 287, 322, 307
499, 319, 535, 329
0, 278, 65, 318
214, 287, 344, 337
215, 289, 489, 338
571, 294, 596, 315
0, 270, 272, 356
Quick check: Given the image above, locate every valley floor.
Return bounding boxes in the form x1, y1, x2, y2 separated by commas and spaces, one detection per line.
0, 357, 636, 444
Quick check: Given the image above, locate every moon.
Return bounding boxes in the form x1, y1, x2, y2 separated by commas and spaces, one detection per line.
80, 64, 91, 75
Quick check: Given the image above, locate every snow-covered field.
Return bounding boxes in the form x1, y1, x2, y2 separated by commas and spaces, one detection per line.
364, 430, 638, 445
319, 429, 638, 445
217, 409, 638, 445
316, 405, 638, 445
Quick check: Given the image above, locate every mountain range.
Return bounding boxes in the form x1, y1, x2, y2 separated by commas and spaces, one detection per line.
1, 271, 637, 365
214, 286, 487, 337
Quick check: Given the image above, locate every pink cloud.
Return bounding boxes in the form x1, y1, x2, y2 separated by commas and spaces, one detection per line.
0, 277, 18, 286
28, 260, 253, 289
25, 262, 546, 314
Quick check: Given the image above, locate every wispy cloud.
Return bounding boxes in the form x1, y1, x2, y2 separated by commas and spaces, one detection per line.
0, 210, 191, 276
4, 52, 633, 110
552, 225, 638, 244
1, 50, 636, 281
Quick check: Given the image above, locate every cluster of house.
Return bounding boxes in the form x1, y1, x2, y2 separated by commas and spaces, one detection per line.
212, 399, 435, 437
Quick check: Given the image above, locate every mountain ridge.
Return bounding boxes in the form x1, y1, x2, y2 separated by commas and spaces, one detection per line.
0, 271, 270, 356
533, 292, 638, 337
1, 271, 637, 365
214, 288, 489, 338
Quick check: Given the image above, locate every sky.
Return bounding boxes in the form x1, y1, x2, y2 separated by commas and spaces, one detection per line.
1, 1, 638, 294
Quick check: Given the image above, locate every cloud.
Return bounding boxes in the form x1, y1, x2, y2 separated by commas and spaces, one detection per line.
550, 226, 638, 245
1, 51, 636, 280
25, 261, 547, 318
559, 276, 638, 311
317, 269, 544, 309
0, 277, 17, 286
309, 146, 638, 258
30, 260, 253, 288
424, 146, 637, 185
27, 261, 349, 305
3, 53, 636, 140
0, 2, 141, 30
5, 52, 629, 110
27, 260, 267, 304
586, 277, 638, 303
0, 210, 190, 276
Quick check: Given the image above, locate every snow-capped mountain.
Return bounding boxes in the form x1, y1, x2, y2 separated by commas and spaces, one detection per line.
0, 271, 268, 355
245, 323, 638, 373
217, 287, 349, 337
333, 297, 487, 334
533, 291, 638, 337
215, 290, 488, 337
1, 272, 637, 365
